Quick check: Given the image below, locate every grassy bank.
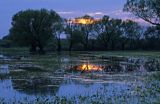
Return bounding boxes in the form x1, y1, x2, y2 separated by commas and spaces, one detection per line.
0, 47, 29, 56
0, 47, 160, 57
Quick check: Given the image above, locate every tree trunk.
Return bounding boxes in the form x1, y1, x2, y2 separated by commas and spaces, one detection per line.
84, 39, 88, 51
104, 43, 108, 51
30, 43, 37, 54
122, 42, 125, 50
69, 41, 73, 51
111, 40, 115, 50
37, 40, 45, 55
91, 40, 95, 50
57, 38, 61, 52
38, 45, 45, 54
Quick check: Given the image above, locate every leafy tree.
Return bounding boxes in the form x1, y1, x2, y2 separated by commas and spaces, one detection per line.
0, 36, 12, 48
121, 20, 141, 50
52, 20, 64, 52
124, 0, 160, 26
144, 26, 160, 50
97, 16, 123, 50
77, 15, 95, 51
9, 9, 61, 54
124, 0, 160, 50
65, 23, 83, 51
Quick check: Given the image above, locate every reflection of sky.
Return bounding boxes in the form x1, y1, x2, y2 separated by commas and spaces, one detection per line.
0, 0, 147, 38
0, 78, 130, 102
0, 79, 52, 101
0, 65, 9, 74
56, 81, 129, 98
0, 79, 32, 100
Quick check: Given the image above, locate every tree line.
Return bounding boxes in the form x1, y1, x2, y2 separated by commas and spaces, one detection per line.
0, 0, 160, 54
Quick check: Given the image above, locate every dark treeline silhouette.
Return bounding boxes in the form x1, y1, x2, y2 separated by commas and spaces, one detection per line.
0, 2, 160, 54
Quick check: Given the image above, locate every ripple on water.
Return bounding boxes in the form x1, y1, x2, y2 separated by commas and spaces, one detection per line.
0, 65, 9, 74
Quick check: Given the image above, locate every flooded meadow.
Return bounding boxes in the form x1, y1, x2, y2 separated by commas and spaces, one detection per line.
0, 52, 160, 104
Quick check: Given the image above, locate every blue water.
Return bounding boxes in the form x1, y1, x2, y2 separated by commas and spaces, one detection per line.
0, 54, 160, 103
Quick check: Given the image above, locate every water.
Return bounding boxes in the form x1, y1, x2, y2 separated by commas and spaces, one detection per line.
0, 65, 9, 74
0, 53, 160, 103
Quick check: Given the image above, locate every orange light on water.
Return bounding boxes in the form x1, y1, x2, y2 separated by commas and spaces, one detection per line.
77, 64, 103, 71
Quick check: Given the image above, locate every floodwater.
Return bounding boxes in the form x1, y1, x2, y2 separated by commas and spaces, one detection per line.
0, 53, 160, 103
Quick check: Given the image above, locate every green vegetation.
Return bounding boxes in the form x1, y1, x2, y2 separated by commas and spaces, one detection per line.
0, 49, 160, 104
152, 72, 160, 81
0, 3, 160, 54
124, 0, 160, 27
6, 9, 62, 54
94, 51, 160, 58
0, 47, 29, 56
1, 47, 160, 57
0, 0, 160, 103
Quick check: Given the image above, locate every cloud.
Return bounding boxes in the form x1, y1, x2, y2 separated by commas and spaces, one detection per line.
106, 10, 150, 26
57, 10, 150, 26
87, 12, 104, 16
107, 10, 132, 19
57, 11, 74, 15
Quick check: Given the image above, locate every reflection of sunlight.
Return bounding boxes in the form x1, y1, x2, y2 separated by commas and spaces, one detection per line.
78, 64, 103, 71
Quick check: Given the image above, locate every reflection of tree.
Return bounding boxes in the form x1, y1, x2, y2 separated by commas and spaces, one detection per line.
144, 59, 160, 71
104, 61, 142, 73
125, 64, 139, 72
104, 62, 122, 73
11, 76, 63, 95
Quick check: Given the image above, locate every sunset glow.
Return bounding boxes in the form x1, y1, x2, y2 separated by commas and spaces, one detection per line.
77, 64, 103, 71
69, 18, 100, 25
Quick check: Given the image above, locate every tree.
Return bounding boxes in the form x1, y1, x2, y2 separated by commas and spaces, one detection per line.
97, 16, 123, 50
0, 36, 12, 48
65, 22, 83, 51
77, 15, 95, 51
124, 0, 160, 26
52, 20, 63, 52
144, 26, 160, 50
9, 9, 61, 54
67, 30, 83, 51
121, 20, 141, 50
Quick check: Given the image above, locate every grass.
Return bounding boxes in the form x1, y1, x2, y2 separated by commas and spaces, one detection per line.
0, 88, 159, 104
0, 47, 160, 56
152, 72, 160, 81
0, 47, 160, 104
93, 51, 160, 58
0, 47, 160, 72
0, 47, 29, 56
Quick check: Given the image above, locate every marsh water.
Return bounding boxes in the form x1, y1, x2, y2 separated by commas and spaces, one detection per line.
0, 52, 160, 103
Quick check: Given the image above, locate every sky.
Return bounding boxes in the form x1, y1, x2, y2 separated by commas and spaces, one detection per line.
0, 0, 147, 39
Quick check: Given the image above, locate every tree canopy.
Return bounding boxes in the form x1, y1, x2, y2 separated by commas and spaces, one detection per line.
9, 9, 62, 54
1, 8, 159, 52
124, 0, 160, 26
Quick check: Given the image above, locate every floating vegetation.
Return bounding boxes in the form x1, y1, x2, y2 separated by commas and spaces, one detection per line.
0, 52, 160, 103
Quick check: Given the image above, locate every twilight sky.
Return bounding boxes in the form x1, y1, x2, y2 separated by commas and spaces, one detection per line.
0, 0, 146, 39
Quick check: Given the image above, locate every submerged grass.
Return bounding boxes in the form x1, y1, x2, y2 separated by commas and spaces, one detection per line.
0, 88, 159, 104
0, 48, 160, 69
0, 48, 160, 104
152, 72, 160, 81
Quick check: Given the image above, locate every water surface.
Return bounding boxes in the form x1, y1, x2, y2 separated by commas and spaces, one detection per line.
0, 53, 159, 103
